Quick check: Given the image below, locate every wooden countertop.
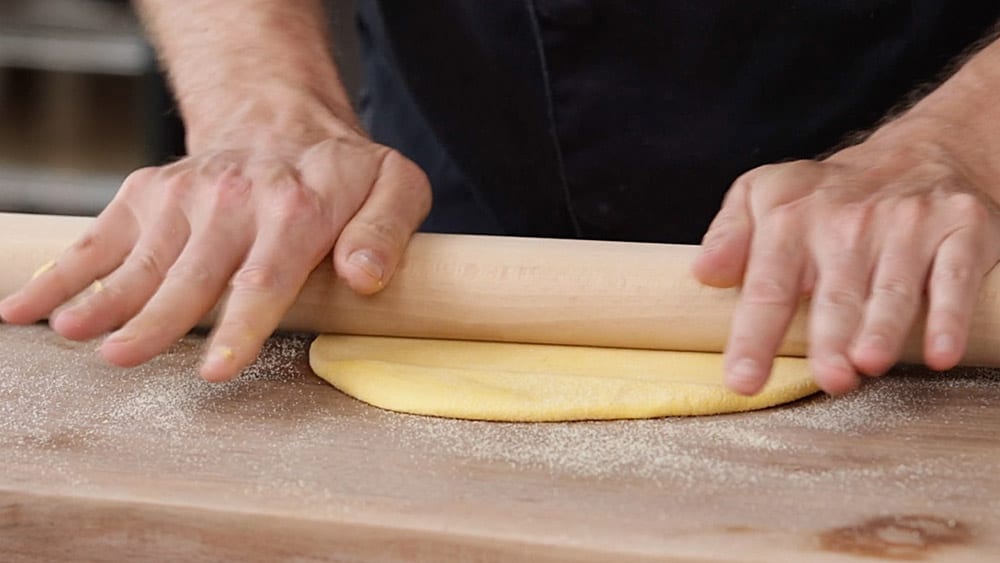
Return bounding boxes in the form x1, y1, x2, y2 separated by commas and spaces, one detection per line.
1, 323, 998, 562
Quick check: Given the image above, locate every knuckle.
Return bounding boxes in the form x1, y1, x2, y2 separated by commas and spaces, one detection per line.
774, 160, 822, 188
231, 263, 284, 294
211, 170, 253, 202
743, 162, 795, 191
946, 192, 990, 222
169, 260, 213, 285
353, 218, 405, 250
133, 251, 167, 281
934, 261, 974, 285
392, 150, 428, 183
817, 287, 863, 311
267, 169, 324, 230
272, 182, 323, 225
731, 168, 759, 190
119, 167, 158, 196
872, 276, 916, 303
753, 208, 804, 258
387, 151, 433, 213
70, 231, 103, 257
742, 276, 794, 306
724, 170, 756, 201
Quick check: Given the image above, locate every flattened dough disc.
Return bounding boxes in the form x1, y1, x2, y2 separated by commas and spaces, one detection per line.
310, 335, 819, 421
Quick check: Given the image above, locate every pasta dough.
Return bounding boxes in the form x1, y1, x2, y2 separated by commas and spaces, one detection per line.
309, 335, 819, 421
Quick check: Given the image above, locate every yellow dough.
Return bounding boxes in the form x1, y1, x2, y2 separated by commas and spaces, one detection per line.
309, 335, 819, 421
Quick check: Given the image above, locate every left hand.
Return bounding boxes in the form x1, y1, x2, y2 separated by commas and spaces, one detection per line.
693, 117, 1000, 395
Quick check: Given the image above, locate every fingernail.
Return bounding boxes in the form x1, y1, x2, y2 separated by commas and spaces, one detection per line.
934, 334, 955, 355
212, 345, 235, 362
202, 345, 235, 375
104, 330, 135, 345
348, 250, 384, 283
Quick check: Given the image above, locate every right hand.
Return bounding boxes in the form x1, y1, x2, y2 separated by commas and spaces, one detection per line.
0, 105, 431, 382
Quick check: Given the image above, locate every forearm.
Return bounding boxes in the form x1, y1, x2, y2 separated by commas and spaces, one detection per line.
134, 0, 357, 151
866, 33, 1000, 197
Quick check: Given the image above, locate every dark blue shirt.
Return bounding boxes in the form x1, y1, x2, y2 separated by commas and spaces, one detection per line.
357, 1, 1000, 243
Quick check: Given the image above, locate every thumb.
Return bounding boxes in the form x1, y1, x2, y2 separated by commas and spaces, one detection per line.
333, 150, 432, 295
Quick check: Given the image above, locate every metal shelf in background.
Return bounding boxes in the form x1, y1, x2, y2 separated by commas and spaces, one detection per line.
0, 0, 152, 76
0, 164, 121, 215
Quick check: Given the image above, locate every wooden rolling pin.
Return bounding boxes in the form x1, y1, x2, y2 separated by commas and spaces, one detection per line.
3, 212, 1000, 365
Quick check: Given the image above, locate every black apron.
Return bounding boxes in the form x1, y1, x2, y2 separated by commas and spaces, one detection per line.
356, 1, 999, 243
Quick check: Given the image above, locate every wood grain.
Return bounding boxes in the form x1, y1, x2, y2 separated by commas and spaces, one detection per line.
2, 324, 999, 562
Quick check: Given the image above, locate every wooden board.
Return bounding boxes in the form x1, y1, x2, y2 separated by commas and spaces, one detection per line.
1, 323, 999, 562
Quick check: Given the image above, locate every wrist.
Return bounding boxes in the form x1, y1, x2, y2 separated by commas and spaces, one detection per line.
181, 85, 360, 153
891, 41, 1000, 200
854, 113, 1000, 203
136, 0, 360, 153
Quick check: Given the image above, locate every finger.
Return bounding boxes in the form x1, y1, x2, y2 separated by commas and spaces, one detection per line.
100, 223, 250, 368
50, 213, 190, 341
723, 208, 806, 395
200, 225, 328, 382
0, 205, 137, 324
692, 177, 752, 287
849, 226, 933, 377
808, 247, 871, 395
924, 228, 989, 371
333, 150, 432, 295
199, 175, 333, 381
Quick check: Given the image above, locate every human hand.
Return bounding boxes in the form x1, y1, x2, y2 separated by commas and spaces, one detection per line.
693, 119, 1000, 395
0, 107, 431, 382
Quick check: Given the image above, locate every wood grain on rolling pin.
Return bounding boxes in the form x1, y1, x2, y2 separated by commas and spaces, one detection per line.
3, 212, 1000, 365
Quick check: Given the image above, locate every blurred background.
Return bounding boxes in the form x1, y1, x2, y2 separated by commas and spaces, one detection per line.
0, 0, 360, 215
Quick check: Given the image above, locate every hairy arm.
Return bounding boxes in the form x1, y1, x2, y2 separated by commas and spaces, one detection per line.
875, 35, 1000, 197
134, 0, 358, 150
0, 0, 431, 382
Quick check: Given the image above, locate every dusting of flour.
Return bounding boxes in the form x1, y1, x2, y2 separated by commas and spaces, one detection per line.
1, 324, 998, 506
